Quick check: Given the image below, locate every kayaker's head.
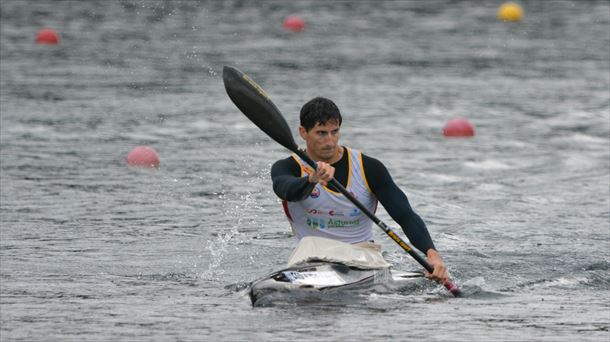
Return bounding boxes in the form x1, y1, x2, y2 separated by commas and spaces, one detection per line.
299, 97, 342, 163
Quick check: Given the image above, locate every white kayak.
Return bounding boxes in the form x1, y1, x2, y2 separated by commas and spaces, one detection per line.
249, 237, 425, 306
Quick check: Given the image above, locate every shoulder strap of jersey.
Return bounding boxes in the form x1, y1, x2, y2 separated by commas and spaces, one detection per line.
290, 153, 314, 177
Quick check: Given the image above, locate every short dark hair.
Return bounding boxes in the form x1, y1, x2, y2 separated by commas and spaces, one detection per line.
300, 97, 342, 131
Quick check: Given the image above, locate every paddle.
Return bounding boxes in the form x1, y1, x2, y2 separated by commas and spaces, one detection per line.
222, 65, 462, 297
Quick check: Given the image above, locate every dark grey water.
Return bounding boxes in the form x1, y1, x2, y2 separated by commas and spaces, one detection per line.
1, 0, 608, 341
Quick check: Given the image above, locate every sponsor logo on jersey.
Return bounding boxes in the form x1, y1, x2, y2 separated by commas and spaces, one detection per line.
306, 217, 326, 229
327, 218, 360, 228
306, 208, 346, 217
306, 217, 360, 229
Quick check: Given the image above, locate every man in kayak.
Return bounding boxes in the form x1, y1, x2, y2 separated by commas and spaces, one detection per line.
271, 97, 450, 284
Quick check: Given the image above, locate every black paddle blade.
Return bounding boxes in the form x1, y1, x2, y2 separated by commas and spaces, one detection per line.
222, 66, 299, 152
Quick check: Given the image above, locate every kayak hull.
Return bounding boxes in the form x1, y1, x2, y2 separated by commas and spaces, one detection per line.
249, 262, 424, 306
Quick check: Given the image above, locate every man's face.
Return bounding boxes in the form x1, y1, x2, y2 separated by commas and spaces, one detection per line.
299, 120, 341, 161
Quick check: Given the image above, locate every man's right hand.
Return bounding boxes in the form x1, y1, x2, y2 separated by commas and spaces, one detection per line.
308, 162, 335, 186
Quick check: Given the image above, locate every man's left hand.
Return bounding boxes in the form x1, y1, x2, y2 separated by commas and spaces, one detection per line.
425, 249, 449, 284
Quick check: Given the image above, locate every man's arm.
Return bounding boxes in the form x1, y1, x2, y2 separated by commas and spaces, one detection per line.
362, 154, 436, 254
363, 154, 449, 283
271, 157, 316, 201
362, 154, 449, 283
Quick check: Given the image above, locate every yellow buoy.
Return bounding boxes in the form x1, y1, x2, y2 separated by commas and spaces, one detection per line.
497, 2, 524, 22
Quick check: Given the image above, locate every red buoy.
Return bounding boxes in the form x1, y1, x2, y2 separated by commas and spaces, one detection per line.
443, 118, 475, 137
126, 146, 160, 168
36, 28, 60, 45
283, 15, 305, 32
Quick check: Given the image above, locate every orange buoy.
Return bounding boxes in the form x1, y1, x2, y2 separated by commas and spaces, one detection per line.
126, 146, 160, 168
283, 15, 305, 32
36, 28, 60, 45
443, 118, 475, 137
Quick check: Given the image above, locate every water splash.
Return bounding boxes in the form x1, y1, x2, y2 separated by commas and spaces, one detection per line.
199, 230, 237, 281
198, 165, 272, 280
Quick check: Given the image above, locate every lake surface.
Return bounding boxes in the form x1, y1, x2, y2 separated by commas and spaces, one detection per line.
1, 1, 608, 341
